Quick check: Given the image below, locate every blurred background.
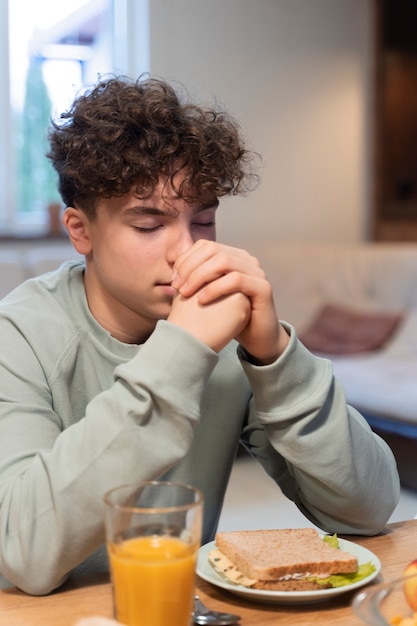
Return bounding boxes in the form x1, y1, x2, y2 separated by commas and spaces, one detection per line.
1, 0, 415, 247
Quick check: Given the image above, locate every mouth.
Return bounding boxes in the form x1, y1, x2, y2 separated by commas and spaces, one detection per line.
157, 283, 176, 296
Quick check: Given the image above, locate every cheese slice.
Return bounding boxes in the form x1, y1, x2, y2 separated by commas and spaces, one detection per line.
208, 548, 257, 587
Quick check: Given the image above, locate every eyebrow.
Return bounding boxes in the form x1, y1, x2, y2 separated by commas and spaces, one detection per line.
124, 199, 219, 217
124, 206, 177, 218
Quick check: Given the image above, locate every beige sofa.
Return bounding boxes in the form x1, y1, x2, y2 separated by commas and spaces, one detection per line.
1, 240, 417, 488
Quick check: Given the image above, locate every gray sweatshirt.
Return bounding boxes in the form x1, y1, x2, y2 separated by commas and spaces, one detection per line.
0, 261, 400, 594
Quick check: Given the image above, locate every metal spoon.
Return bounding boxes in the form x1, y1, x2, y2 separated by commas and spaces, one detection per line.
193, 595, 241, 625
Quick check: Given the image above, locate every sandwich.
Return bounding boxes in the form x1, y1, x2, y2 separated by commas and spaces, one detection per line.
209, 528, 364, 591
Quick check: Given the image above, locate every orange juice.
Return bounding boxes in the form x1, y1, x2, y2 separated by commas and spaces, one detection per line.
108, 535, 197, 626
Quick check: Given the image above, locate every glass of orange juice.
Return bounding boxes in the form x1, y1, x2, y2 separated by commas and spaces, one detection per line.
104, 481, 204, 626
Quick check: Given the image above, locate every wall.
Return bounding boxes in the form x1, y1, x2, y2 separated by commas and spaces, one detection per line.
129, 0, 373, 248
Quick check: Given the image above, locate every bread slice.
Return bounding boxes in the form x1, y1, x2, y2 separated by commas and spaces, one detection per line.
208, 546, 331, 591
215, 528, 358, 581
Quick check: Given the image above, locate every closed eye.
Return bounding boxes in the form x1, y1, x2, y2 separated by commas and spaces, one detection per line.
194, 221, 215, 228
133, 225, 163, 233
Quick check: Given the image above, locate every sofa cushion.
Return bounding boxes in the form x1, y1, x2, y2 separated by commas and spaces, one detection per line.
299, 303, 404, 354
323, 311, 417, 425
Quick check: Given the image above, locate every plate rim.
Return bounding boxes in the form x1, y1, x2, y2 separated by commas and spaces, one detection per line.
196, 536, 382, 604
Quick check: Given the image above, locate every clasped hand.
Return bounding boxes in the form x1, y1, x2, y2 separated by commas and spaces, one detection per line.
168, 240, 289, 364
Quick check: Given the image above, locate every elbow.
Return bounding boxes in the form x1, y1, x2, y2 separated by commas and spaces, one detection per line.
0, 547, 68, 595
1, 564, 67, 596
298, 477, 401, 537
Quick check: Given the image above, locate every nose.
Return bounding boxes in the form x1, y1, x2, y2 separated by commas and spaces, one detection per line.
166, 225, 195, 265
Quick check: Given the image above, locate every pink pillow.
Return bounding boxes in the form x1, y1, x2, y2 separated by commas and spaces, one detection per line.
299, 304, 404, 354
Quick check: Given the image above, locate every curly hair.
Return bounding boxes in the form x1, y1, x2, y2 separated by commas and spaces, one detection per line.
47, 74, 259, 218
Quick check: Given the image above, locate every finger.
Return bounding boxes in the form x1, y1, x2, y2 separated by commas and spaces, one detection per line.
197, 271, 270, 306
172, 240, 218, 289
168, 290, 251, 352
174, 243, 264, 296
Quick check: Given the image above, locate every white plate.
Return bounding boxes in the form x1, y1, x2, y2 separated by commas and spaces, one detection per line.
196, 538, 381, 604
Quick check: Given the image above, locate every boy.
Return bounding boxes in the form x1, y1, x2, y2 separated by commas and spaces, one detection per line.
0, 75, 399, 594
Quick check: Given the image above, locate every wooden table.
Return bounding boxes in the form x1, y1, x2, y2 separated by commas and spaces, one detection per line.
1, 519, 416, 626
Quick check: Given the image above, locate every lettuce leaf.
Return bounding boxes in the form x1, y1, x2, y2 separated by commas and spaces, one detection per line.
323, 533, 339, 549
309, 562, 376, 588
308, 534, 376, 588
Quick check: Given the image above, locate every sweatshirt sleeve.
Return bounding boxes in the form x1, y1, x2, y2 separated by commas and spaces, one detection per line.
238, 322, 401, 536
0, 320, 218, 595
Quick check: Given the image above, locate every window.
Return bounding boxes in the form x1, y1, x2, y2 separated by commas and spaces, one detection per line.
1, 0, 132, 235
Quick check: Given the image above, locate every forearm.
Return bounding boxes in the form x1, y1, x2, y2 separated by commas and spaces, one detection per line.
284, 408, 400, 535
240, 323, 400, 535
0, 322, 217, 594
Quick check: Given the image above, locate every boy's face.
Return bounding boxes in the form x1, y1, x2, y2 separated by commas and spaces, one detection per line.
66, 178, 218, 343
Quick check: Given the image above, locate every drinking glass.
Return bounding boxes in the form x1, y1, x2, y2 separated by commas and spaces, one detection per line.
104, 480, 204, 626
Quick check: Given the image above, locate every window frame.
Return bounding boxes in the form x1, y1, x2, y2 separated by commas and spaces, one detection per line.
0, 0, 149, 236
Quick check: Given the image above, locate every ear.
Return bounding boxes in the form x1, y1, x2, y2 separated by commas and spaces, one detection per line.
63, 207, 92, 255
